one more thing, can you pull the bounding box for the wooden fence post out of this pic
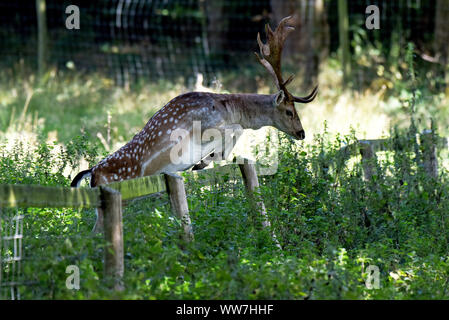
[239,162,282,249]
[359,141,376,181]
[100,186,124,291]
[421,130,438,179]
[164,173,194,243]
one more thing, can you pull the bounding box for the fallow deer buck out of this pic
[71,16,317,230]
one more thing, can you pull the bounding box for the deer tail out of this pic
[70,169,92,187]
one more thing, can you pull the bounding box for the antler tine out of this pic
[293,85,318,103]
[255,16,296,90]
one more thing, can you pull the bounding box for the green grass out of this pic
[0,70,184,147]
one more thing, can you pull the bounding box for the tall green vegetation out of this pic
[0,38,448,300]
[1,117,448,299]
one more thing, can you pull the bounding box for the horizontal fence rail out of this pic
[337,133,448,180]
[106,174,166,201]
[0,184,100,209]
[0,163,255,208]
[339,135,448,159]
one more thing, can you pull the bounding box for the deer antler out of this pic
[255,16,294,90]
[255,16,318,103]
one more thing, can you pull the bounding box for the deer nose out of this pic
[296,130,305,140]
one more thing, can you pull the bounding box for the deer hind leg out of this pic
[93,208,104,233]
[91,171,105,233]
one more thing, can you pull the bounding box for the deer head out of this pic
[255,16,318,140]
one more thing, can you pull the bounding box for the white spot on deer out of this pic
[128,167,131,173]
[158,131,162,136]
[167,129,172,134]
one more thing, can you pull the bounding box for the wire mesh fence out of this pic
[0,208,24,300]
[0,0,445,89]
[0,206,103,299]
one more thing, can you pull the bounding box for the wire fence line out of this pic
[0,209,24,300]
[0,0,444,89]
[0,182,105,299]
[0,206,101,300]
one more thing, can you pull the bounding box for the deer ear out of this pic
[273,90,285,107]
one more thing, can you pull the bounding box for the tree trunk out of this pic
[434,0,449,88]
[270,0,329,90]
[36,0,48,78]
[338,0,350,87]
[203,0,227,58]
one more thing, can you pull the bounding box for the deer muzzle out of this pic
[296,129,305,140]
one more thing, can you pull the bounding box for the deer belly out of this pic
[171,140,221,170]
[146,139,222,175]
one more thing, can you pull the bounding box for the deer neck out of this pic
[220,93,276,130]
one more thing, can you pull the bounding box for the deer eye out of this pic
[285,110,294,117]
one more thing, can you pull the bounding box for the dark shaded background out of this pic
[0,1,444,89]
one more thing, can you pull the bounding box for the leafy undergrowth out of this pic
[1,123,448,300]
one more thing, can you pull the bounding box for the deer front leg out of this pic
[192,154,214,171]
[222,124,244,162]
[192,124,243,170]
